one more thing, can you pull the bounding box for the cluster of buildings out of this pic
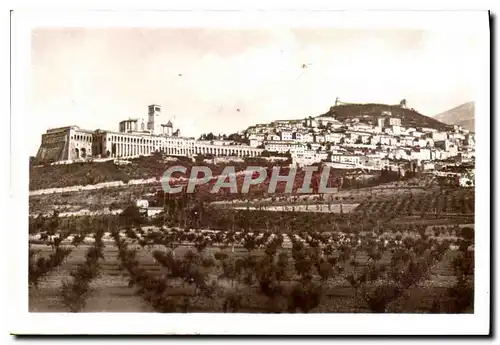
[245,111,475,170]
[36,103,475,175]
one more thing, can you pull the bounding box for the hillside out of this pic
[317,103,451,130]
[28,155,287,190]
[433,102,475,132]
[29,154,194,190]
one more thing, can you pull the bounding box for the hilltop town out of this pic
[247,103,473,167]
[202,100,475,182]
[32,100,475,191]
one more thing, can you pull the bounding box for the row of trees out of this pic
[29,205,474,313]
[29,245,72,288]
[113,229,217,312]
[198,132,250,145]
[354,190,475,220]
[59,230,105,312]
[109,223,473,313]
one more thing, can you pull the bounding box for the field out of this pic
[29,218,474,313]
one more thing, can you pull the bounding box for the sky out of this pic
[29,27,482,155]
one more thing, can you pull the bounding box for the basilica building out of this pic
[35,104,263,163]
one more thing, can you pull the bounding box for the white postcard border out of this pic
[8,9,490,335]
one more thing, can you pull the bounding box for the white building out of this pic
[330,154,364,167]
[136,199,149,209]
[380,135,396,146]
[249,139,262,148]
[435,139,459,156]
[410,148,432,161]
[292,150,328,166]
[265,140,296,154]
[325,133,344,144]
[315,135,326,143]
[391,126,402,135]
[389,148,411,160]
[301,133,314,143]
[352,123,374,132]
[389,117,401,126]
[280,130,294,141]
[318,116,343,129]
[293,132,303,141]
[432,131,447,141]
[248,134,265,147]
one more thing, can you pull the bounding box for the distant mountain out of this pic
[317,103,451,130]
[433,102,475,132]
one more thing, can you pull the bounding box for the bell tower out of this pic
[147,104,161,134]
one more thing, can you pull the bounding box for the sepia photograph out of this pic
[8,9,490,335]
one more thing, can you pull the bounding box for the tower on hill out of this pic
[147,104,162,134]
